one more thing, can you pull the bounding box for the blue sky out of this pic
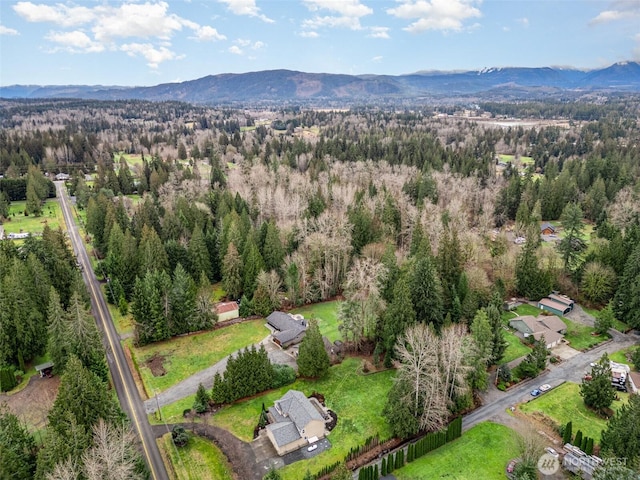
[0,0,639,86]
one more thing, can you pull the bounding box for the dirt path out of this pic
[0,375,60,435]
[152,421,262,480]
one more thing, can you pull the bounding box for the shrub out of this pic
[271,364,296,388]
[0,366,16,392]
[172,425,189,447]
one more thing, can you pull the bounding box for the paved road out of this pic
[56,182,169,480]
[463,334,638,431]
[144,335,297,413]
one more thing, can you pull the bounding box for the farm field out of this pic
[160,433,234,480]
[212,357,394,480]
[291,301,341,342]
[2,199,64,235]
[519,382,629,443]
[129,319,269,397]
[394,422,518,480]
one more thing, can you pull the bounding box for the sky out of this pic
[0,0,639,86]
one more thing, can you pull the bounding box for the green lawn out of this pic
[498,154,534,165]
[160,433,234,480]
[114,151,144,169]
[130,319,269,397]
[394,422,519,480]
[519,382,629,443]
[291,301,342,342]
[563,318,607,351]
[501,303,542,323]
[3,199,64,235]
[212,357,395,480]
[212,283,226,302]
[582,306,631,333]
[106,298,135,336]
[502,330,531,363]
[609,346,636,369]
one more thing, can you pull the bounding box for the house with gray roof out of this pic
[265,390,327,455]
[509,314,567,348]
[266,311,308,348]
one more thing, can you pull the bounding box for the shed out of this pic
[215,301,240,322]
[35,361,54,378]
[540,223,556,235]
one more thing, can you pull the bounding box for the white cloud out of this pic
[120,42,183,68]
[46,30,105,53]
[0,25,19,35]
[372,55,383,62]
[229,39,264,55]
[13,2,95,27]
[368,26,390,39]
[252,40,265,49]
[236,38,252,47]
[301,0,372,33]
[12,2,225,68]
[218,0,274,23]
[387,0,482,33]
[228,45,243,55]
[590,2,640,25]
[517,17,529,27]
[190,25,226,41]
[299,30,319,38]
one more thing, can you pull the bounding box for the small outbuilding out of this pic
[35,361,54,378]
[538,298,573,316]
[540,223,556,235]
[215,301,240,322]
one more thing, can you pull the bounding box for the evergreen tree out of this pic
[188,223,212,282]
[487,303,508,365]
[46,288,69,374]
[382,272,416,361]
[242,236,265,298]
[594,303,615,336]
[170,263,197,335]
[515,232,552,300]
[562,421,572,444]
[138,224,169,276]
[261,221,285,274]
[222,243,243,299]
[117,158,135,195]
[0,404,36,480]
[297,318,330,378]
[193,383,210,414]
[581,353,616,414]
[409,255,444,328]
[437,226,463,313]
[557,202,586,272]
[613,243,640,329]
[193,272,217,331]
[601,394,640,468]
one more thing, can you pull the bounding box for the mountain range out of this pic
[2,62,640,104]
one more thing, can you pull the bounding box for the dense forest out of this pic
[1,97,640,477]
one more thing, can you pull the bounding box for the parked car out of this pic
[539,384,551,392]
[531,389,541,397]
[308,444,317,452]
[545,447,559,458]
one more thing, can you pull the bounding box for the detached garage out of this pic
[215,301,240,322]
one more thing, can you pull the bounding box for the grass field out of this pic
[130,319,269,397]
[519,382,628,443]
[2,199,64,235]
[212,357,395,480]
[291,301,342,342]
[609,346,636,369]
[160,433,234,480]
[394,422,518,480]
[582,305,630,333]
[502,330,532,363]
[114,151,144,169]
[563,318,606,351]
[106,297,135,336]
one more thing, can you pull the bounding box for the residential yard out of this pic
[394,422,519,480]
[2,199,64,235]
[160,433,234,480]
[519,382,629,443]
[582,305,630,333]
[291,301,342,342]
[563,318,607,351]
[212,357,395,480]
[501,303,542,323]
[501,330,531,364]
[609,346,637,369]
[129,319,269,397]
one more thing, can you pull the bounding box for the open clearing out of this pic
[562,318,606,351]
[291,300,341,342]
[499,154,535,165]
[212,357,394,480]
[519,381,628,443]
[160,433,234,480]
[129,319,269,397]
[394,422,518,480]
[502,330,531,363]
[2,199,64,235]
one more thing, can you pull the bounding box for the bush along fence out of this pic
[561,421,594,455]
[356,417,463,480]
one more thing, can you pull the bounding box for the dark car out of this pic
[531,389,541,397]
